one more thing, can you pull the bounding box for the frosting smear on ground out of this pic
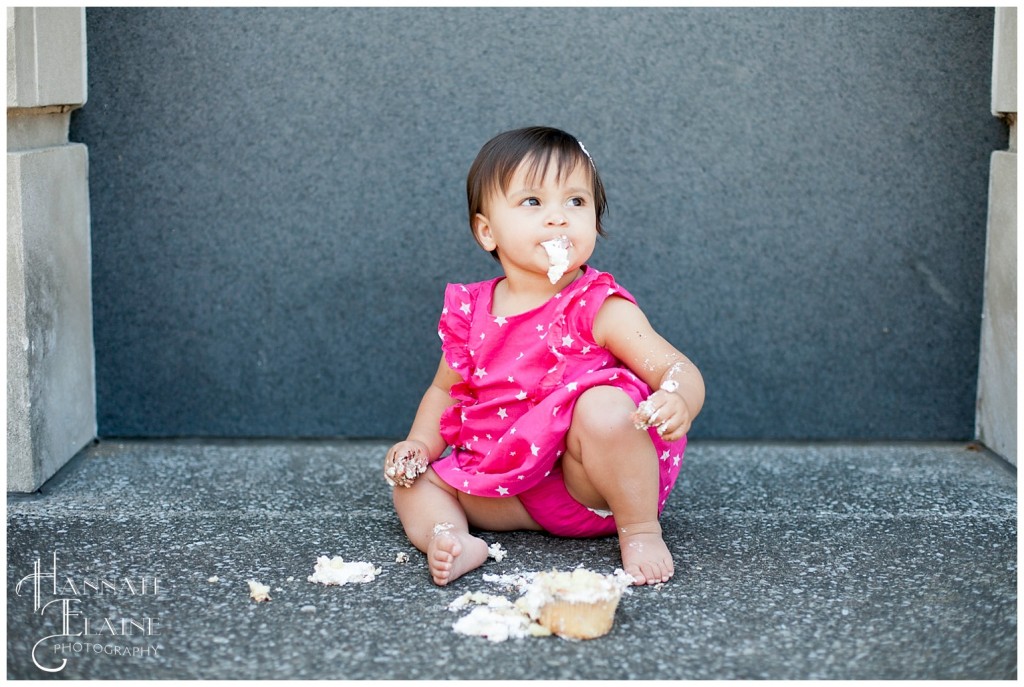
[307,556,382,586]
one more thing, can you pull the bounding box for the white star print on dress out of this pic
[428,267,687,503]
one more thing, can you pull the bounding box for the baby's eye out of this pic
[520,197,540,207]
[566,197,586,207]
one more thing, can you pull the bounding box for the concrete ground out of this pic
[6,439,1017,679]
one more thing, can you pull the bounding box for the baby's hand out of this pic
[384,441,429,488]
[631,389,693,442]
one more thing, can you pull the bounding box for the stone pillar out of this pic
[976,8,1017,464]
[7,7,95,492]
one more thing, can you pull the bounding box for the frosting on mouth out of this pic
[540,235,571,284]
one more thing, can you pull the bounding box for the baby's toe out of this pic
[651,558,673,584]
[641,561,663,585]
[625,564,646,586]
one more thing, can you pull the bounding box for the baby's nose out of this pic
[546,211,568,225]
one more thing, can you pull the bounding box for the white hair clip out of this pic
[578,140,596,168]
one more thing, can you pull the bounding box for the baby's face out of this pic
[475,159,598,284]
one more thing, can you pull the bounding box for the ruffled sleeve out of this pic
[569,269,639,343]
[437,283,475,381]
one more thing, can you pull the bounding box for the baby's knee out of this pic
[573,386,637,438]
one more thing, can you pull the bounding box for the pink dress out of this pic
[431,266,686,536]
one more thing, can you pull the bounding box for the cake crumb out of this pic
[632,399,658,430]
[448,591,515,612]
[247,580,271,602]
[487,542,507,562]
[482,571,536,593]
[207,575,220,583]
[307,556,381,586]
[452,605,551,642]
[395,552,410,564]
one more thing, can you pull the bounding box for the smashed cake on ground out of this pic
[519,568,633,639]
[449,568,633,641]
[307,556,381,586]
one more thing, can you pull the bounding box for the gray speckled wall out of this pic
[72,7,1004,440]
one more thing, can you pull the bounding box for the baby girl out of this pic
[384,126,704,586]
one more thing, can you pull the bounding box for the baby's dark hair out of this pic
[466,126,608,260]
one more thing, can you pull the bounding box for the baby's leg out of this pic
[562,386,674,585]
[392,468,489,586]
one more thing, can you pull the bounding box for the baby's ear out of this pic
[473,213,497,252]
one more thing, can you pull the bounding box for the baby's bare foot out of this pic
[618,521,674,586]
[427,525,489,586]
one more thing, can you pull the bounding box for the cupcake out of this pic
[517,569,632,640]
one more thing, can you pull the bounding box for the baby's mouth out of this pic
[540,235,572,284]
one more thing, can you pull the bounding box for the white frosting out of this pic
[306,556,381,586]
[385,449,427,488]
[487,542,507,562]
[540,235,571,283]
[451,605,550,642]
[632,398,658,430]
[448,568,630,642]
[518,569,631,619]
[449,588,550,641]
[247,579,271,602]
[631,399,671,435]
[448,591,514,612]
[482,571,536,594]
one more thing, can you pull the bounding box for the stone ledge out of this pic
[976,150,1017,465]
[7,143,96,493]
[6,108,73,152]
[7,7,87,109]
[992,7,1016,116]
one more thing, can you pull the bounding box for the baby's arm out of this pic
[593,296,705,442]
[384,357,460,487]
